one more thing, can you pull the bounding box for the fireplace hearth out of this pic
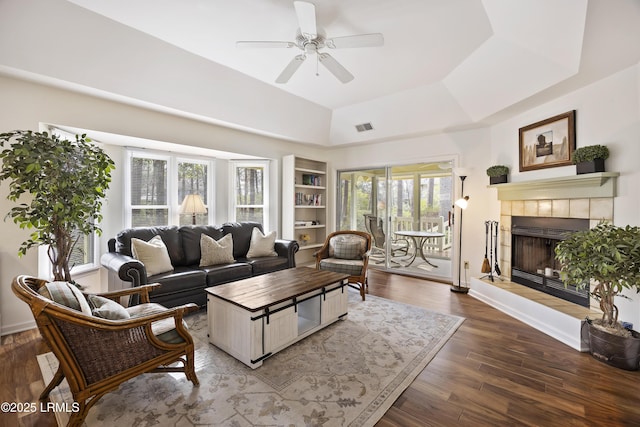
[511,216,590,306]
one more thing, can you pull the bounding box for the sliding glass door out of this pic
[337,161,453,280]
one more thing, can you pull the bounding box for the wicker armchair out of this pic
[314,230,372,300]
[12,275,200,427]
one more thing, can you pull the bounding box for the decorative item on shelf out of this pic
[180,194,207,225]
[451,168,471,294]
[555,222,640,370]
[302,173,321,186]
[486,165,510,184]
[0,130,115,282]
[572,144,609,175]
[299,233,311,245]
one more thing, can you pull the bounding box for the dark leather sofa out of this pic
[101,221,299,308]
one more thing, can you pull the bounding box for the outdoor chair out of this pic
[314,230,372,300]
[364,214,409,264]
[12,275,200,427]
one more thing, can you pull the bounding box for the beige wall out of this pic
[0,74,327,335]
[2,61,639,335]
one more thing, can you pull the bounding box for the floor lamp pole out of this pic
[451,175,469,294]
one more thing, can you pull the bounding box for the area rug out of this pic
[38,290,464,426]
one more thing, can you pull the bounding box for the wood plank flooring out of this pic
[1,269,639,426]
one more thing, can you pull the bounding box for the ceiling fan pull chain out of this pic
[316,53,319,77]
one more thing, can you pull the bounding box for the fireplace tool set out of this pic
[481,220,501,281]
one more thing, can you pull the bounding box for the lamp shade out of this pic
[454,196,469,210]
[180,194,207,215]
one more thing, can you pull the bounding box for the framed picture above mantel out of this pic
[519,110,576,172]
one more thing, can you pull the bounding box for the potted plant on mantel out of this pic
[486,165,510,185]
[0,130,115,282]
[555,222,640,370]
[572,144,609,174]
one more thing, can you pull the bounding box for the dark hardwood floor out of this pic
[1,269,639,426]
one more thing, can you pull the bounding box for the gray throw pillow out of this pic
[333,241,363,260]
[88,295,131,320]
[200,233,235,266]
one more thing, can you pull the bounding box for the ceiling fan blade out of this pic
[294,1,317,39]
[236,41,296,49]
[318,53,354,83]
[326,33,384,49]
[276,54,306,83]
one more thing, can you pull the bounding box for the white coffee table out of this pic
[206,267,349,369]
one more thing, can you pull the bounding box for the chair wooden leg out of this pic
[185,349,200,386]
[40,365,64,400]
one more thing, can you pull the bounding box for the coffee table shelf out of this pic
[206,268,349,369]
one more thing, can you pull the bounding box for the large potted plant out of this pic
[486,165,509,184]
[0,130,115,282]
[572,144,609,174]
[555,222,640,370]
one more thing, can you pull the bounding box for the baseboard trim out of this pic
[1,319,36,337]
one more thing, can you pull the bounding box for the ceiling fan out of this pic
[236,1,384,84]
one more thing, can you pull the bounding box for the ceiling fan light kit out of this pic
[236,1,383,84]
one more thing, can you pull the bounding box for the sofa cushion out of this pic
[320,258,364,277]
[88,295,130,320]
[246,227,277,258]
[200,233,235,267]
[147,268,207,296]
[202,262,253,286]
[180,225,225,265]
[126,303,186,343]
[247,256,290,276]
[116,226,185,266]
[131,235,174,276]
[39,281,92,315]
[222,221,262,259]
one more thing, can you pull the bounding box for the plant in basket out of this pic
[555,222,640,370]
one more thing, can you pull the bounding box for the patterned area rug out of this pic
[38,290,464,426]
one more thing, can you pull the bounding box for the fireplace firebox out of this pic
[511,216,590,307]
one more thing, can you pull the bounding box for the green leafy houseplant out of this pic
[486,165,510,177]
[572,144,610,164]
[555,222,640,330]
[0,130,115,282]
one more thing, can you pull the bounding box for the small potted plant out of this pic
[486,165,509,185]
[572,144,609,174]
[555,222,640,370]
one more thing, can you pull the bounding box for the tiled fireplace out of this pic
[470,172,619,351]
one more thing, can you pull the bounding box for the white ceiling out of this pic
[2,0,640,146]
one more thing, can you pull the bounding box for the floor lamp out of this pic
[451,175,470,294]
[180,194,207,225]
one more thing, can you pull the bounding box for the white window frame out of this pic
[125,149,215,228]
[229,160,270,229]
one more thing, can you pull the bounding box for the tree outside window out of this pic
[232,161,268,226]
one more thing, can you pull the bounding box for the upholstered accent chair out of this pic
[12,275,200,427]
[314,230,372,300]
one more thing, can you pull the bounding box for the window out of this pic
[129,154,169,227]
[230,161,269,227]
[178,160,209,226]
[126,150,214,227]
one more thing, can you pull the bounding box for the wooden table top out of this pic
[205,267,349,312]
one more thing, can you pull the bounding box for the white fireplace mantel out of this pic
[489,172,619,201]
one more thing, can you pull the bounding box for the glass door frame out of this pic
[336,160,454,280]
